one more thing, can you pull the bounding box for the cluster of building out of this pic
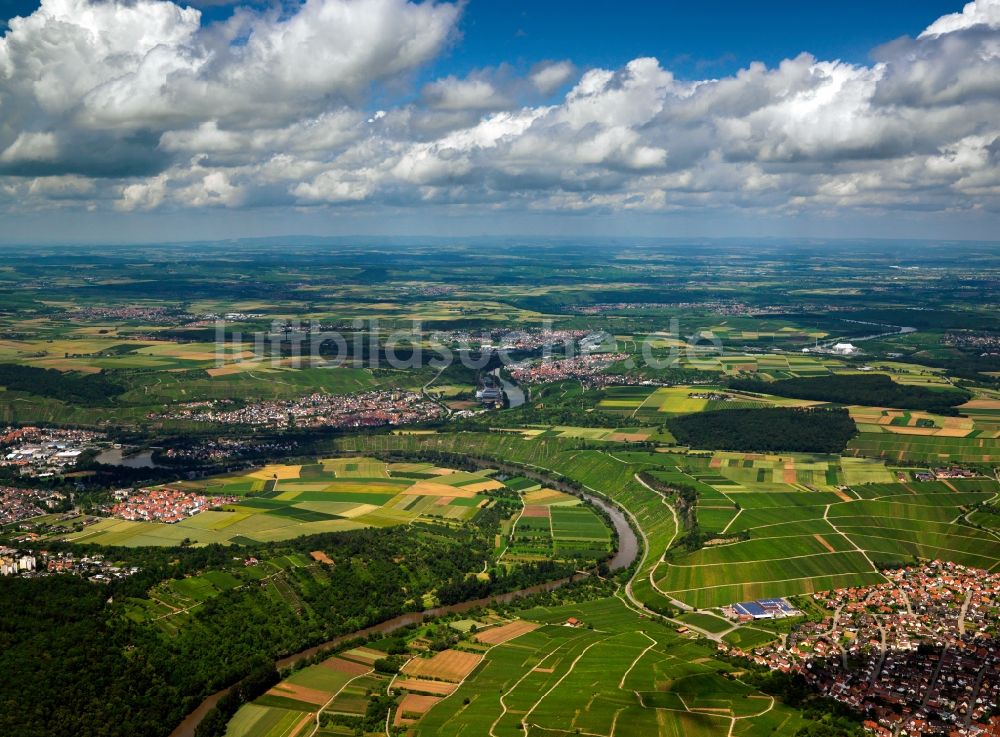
[67,305,184,323]
[475,374,505,407]
[182,311,265,327]
[689,391,739,401]
[1,546,137,581]
[162,390,445,429]
[432,328,599,352]
[509,353,628,385]
[0,426,105,476]
[0,486,68,525]
[0,546,37,575]
[159,437,295,463]
[723,598,800,621]
[737,562,1000,736]
[911,467,983,482]
[944,332,1000,356]
[570,301,756,316]
[111,487,238,523]
[803,341,860,356]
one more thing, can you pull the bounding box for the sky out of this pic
[1,0,999,243]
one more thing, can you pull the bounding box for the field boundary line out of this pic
[629,389,657,419]
[720,509,742,534]
[489,632,591,737]
[664,570,881,594]
[825,504,887,580]
[840,533,1000,562]
[618,632,657,689]
[660,550,855,569]
[497,492,526,564]
[520,634,615,731]
[700,529,850,548]
[306,663,374,737]
[835,523,1000,544]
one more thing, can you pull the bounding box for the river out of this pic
[95,447,163,468]
[492,369,526,408]
[168,465,636,737]
[826,319,917,345]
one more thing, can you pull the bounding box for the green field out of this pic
[60,458,502,547]
[846,431,1000,463]
[654,479,1000,607]
[414,597,807,737]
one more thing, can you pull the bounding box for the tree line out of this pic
[730,374,968,414]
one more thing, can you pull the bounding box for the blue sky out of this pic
[3,0,962,76]
[445,1,963,77]
[2,0,999,243]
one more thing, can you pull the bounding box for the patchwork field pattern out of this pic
[414,597,808,737]
[498,425,660,442]
[846,431,1000,463]
[226,648,384,737]
[506,490,613,561]
[60,458,499,547]
[654,478,1000,608]
[598,384,818,422]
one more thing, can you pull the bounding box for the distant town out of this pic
[1,426,106,477]
[158,389,445,428]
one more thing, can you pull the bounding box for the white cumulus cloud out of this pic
[0,0,999,225]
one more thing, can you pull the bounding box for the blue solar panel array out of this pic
[733,598,795,617]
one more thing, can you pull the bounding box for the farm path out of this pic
[628,389,657,419]
[520,634,615,732]
[727,695,776,737]
[629,471,695,615]
[659,550,856,569]
[307,663,374,737]
[496,491,526,564]
[823,504,888,583]
[618,632,657,689]
[489,631,597,737]
[720,508,743,534]
[420,363,451,415]
[384,654,417,737]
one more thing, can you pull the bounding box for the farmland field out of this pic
[654,479,1000,608]
[846,431,1000,463]
[413,597,807,737]
[3,243,1000,737]
[60,458,502,546]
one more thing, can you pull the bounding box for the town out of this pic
[0,486,69,525]
[509,353,631,386]
[110,487,240,523]
[739,562,1000,737]
[159,390,445,428]
[0,426,106,476]
[431,327,601,353]
[1,545,138,581]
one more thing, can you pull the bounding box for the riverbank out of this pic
[167,455,638,737]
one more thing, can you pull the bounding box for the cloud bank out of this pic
[1,0,999,222]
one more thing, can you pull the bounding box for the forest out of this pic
[1,513,568,737]
[667,407,857,453]
[0,363,125,405]
[729,374,969,413]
